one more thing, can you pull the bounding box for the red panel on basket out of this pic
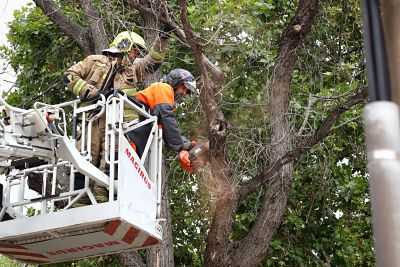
[103,220,122,235]
[142,236,159,247]
[122,227,140,244]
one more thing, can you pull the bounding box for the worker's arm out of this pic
[63,55,104,99]
[146,83,192,151]
[155,103,191,151]
[132,36,169,81]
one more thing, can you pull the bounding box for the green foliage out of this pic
[0,256,30,267]
[44,255,120,267]
[260,1,372,265]
[26,206,39,217]
[168,156,211,265]
[0,3,82,108]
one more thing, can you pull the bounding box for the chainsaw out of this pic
[179,139,209,172]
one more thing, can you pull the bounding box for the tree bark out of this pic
[33,0,95,54]
[178,1,238,266]
[113,251,146,267]
[79,0,108,53]
[139,0,163,86]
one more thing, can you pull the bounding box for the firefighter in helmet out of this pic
[63,29,171,197]
[127,68,199,172]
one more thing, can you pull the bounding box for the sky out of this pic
[0,0,32,94]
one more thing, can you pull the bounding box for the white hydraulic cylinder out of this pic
[365,101,400,267]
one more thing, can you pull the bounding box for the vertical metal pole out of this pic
[81,112,86,154]
[50,166,57,212]
[148,120,158,182]
[18,175,25,214]
[70,165,75,192]
[361,0,391,101]
[105,101,110,166]
[87,113,95,162]
[41,171,48,215]
[361,0,399,265]
[108,97,117,202]
[72,102,78,144]
[5,178,10,204]
[156,129,163,218]
[365,102,400,266]
[70,102,77,194]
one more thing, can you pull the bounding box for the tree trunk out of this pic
[146,160,174,267]
[113,251,146,267]
[79,0,108,53]
[231,1,320,266]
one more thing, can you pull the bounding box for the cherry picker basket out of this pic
[0,92,163,264]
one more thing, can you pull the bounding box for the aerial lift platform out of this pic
[0,91,163,264]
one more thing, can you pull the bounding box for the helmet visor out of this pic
[183,80,198,95]
[102,47,122,57]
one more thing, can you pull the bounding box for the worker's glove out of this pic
[179,150,193,172]
[159,22,175,39]
[81,85,100,100]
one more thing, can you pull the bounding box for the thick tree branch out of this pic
[79,0,108,53]
[232,1,320,265]
[123,0,225,84]
[239,87,368,198]
[179,2,238,266]
[33,0,94,54]
[178,0,227,145]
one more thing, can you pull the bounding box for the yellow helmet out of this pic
[105,31,147,55]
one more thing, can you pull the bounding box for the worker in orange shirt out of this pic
[91,69,197,201]
[127,68,198,171]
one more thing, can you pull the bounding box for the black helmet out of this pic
[164,69,198,95]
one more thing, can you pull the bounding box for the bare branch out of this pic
[239,87,368,198]
[33,0,94,54]
[179,0,204,69]
[297,93,315,136]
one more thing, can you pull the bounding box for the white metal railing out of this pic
[0,92,163,221]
